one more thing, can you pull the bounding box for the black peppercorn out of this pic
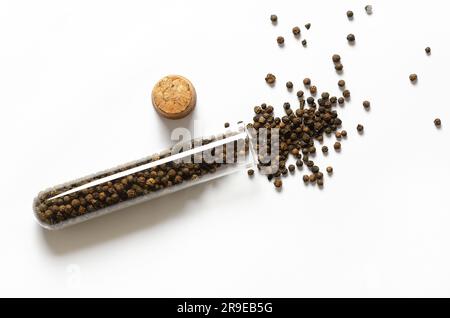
[288,164,295,172]
[296,159,304,168]
[425,47,431,55]
[277,36,285,45]
[292,26,301,36]
[357,124,364,133]
[286,81,293,89]
[343,90,351,99]
[247,169,254,176]
[334,142,341,150]
[305,23,311,30]
[363,100,370,109]
[326,166,333,174]
[310,85,317,95]
[335,63,343,71]
[303,175,310,183]
[409,74,418,83]
[302,39,307,46]
[338,97,345,104]
[332,54,341,63]
[274,179,282,188]
[347,34,355,43]
[265,73,276,85]
[297,90,304,98]
[303,78,311,86]
[322,146,328,153]
[127,189,136,199]
[270,14,278,23]
[347,11,354,18]
[338,80,345,88]
[434,118,441,127]
[71,199,81,208]
[224,122,230,128]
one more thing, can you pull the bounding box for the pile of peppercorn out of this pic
[247,78,347,189]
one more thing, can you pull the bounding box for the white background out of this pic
[1,0,449,297]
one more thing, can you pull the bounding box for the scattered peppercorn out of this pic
[310,86,317,95]
[357,124,364,133]
[409,74,418,83]
[347,11,354,18]
[224,122,230,128]
[303,78,311,86]
[332,54,341,63]
[292,26,301,36]
[434,118,441,127]
[326,166,333,174]
[274,179,283,188]
[247,169,254,176]
[302,39,307,46]
[338,97,345,104]
[286,81,293,90]
[334,142,341,151]
[343,90,351,99]
[322,146,328,154]
[363,100,370,109]
[297,90,304,98]
[277,36,285,45]
[347,34,355,43]
[338,80,345,88]
[341,130,347,137]
[288,164,295,172]
[425,47,431,55]
[265,73,276,85]
[296,159,304,168]
[270,14,278,23]
[335,63,343,71]
[365,5,373,15]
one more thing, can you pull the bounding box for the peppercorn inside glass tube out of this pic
[33,125,256,230]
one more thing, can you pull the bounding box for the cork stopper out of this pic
[151,75,196,119]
